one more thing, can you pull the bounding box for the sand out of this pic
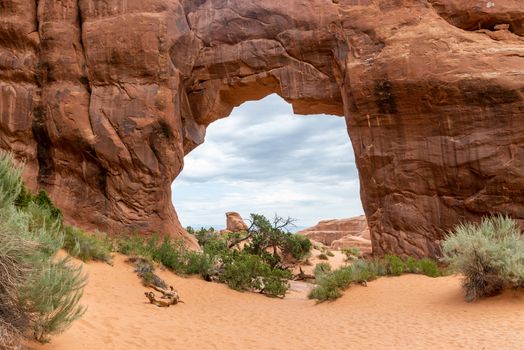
[28,254,524,350]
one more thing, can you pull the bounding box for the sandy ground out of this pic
[29,254,524,350]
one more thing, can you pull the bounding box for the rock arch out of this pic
[0,0,523,256]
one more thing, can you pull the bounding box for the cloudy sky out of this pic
[171,94,363,229]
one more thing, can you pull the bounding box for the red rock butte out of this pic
[1,0,523,257]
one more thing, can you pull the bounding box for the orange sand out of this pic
[29,254,524,350]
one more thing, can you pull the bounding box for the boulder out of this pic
[225,212,248,232]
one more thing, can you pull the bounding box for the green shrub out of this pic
[220,252,290,297]
[351,259,379,283]
[384,255,406,276]
[116,234,159,257]
[309,266,353,301]
[0,153,86,346]
[442,215,524,301]
[63,226,112,263]
[326,250,334,257]
[318,253,329,260]
[417,258,441,278]
[314,262,332,279]
[342,247,361,261]
[32,189,62,221]
[282,234,312,261]
[261,269,292,298]
[309,255,442,302]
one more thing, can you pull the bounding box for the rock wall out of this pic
[298,216,372,254]
[1,0,523,256]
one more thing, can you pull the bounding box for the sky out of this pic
[171,94,363,229]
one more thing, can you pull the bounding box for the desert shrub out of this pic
[0,153,86,346]
[126,256,168,289]
[220,252,290,297]
[116,234,159,258]
[309,255,442,302]
[342,247,361,261]
[442,215,524,301]
[282,233,312,261]
[309,266,354,301]
[326,250,334,257]
[189,226,218,246]
[416,258,441,278]
[21,257,86,342]
[182,250,214,277]
[151,236,186,273]
[32,189,62,221]
[383,255,406,276]
[314,262,332,279]
[318,253,329,260]
[351,259,379,283]
[220,252,270,291]
[63,226,112,263]
[261,268,292,298]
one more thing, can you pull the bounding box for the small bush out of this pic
[219,252,290,297]
[63,226,112,263]
[384,255,406,276]
[314,262,332,279]
[309,255,442,302]
[116,233,159,257]
[127,256,168,289]
[0,153,86,346]
[342,247,361,261]
[318,253,329,260]
[443,215,524,301]
[282,234,312,261]
[309,266,354,301]
[326,250,334,257]
[262,269,292,298]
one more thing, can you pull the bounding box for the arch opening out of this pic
[172,94,363,231]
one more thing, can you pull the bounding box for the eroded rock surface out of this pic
[225,212,248,233]
[1,0,523,256]
[299,216,372,254]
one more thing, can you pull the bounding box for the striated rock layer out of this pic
[299,216,372,254]
[1,0,523,256]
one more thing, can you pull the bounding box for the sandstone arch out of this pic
[1,0,523,256]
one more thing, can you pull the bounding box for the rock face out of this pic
[1,0,523,256]
[299,216,372,254]
[225,212,248,233]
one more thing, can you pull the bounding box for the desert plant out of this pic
[0,153,86,346]
[383,254,406,276]
[309,255,442,302]
[219,252,290,297]
[314,262,332,279]
[309,265,354,301]
[442,215,524,301]
[317,253,329,260]
[63,226,112,263]
[342,247,361,261]
[282,233,312,261]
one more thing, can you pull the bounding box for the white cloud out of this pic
[172,94,363,229]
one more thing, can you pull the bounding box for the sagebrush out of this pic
[0,153,86,348]
[442,215,524,301]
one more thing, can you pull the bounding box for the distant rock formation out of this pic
[225,212,248,233]
[1,0,523,256]
[299,216,372,255]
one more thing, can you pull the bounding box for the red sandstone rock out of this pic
[299,216,372,254]
[1,0,523,256]
[225,212,248,233]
